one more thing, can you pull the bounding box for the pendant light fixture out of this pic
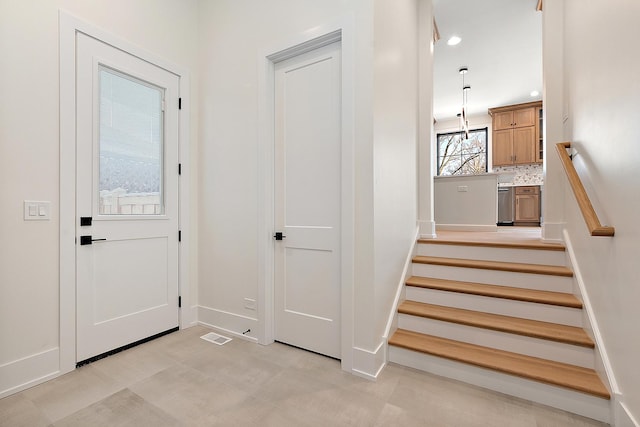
[459,66,470,140]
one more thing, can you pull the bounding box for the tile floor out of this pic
[0,326,608,426]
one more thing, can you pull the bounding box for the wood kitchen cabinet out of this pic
[489,101,542,166]
[535,105,544,163]
[493,107,536,131]
[515,186,540,225]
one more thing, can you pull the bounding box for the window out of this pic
[437,128,488,176]
[99,66,164,215]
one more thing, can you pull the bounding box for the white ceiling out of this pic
[433,0,543,121]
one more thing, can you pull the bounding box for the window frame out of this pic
[436,127,489,176]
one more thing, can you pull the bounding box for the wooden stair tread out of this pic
[406,276,582,308]
[398,300,593,347]
[417,237,566,251]
[413,256,574,277]
[389,329,610,399]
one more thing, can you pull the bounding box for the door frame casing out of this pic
[257,18,356,372]
[59,11,193,374]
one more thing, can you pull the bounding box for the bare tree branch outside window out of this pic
[437,128,488,176]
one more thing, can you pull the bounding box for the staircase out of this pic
[388,234,611,423]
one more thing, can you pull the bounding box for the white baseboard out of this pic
[419,220,436,239]
[436,224,498,232]
[0,348,60,399]
[615,397,639,427]
[563,230,619,424]
[197,306,258,343]
[383,227,418,341]
[180,305,198,330]
[352,341,385,380]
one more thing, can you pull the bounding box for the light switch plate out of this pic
[24,200,51,220]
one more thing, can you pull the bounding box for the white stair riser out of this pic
[405,286,583,327]
[417,244,566,266]
[412,263,574,293]
[388,346,610,423]
[397,314,594,369]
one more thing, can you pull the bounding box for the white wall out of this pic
[561,0,640,423]
[416,0,436,240]
[434,174,498,229]
[0,0,199,396]
[434,114,492,134]
[372,0,419,349]
[197,0,422,376]
[196,0,378,370]
[1,0,424,393]
[541,0,565,242]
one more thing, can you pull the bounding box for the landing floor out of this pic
[429,227,566,250]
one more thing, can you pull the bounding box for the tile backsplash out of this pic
[493,164,543,185]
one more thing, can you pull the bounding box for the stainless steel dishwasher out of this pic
[497,186,514,225]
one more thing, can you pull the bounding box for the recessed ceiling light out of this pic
[447,36,462,46]
[530,90,540,97]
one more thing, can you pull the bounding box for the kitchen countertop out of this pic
[434,173,500,180]
[433,174,543,187]
[498,183,544,187]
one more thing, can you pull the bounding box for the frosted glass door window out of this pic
[99,66,164,215]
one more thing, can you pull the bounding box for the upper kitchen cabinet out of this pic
[493,107,536,131]
[489,101,542,166]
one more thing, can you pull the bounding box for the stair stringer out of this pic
[563,229,620,425]
[381,226,419,367]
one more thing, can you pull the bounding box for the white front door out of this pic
[273,41,342,359]
[75,33,180,362]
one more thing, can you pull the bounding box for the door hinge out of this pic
[178,296,182,308]
[178,230,182,242]
[178,97,182,110]
[178,163,182,175]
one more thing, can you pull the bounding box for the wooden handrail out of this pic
[555,142,614,236]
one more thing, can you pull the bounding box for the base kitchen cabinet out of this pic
[514,186,540,225]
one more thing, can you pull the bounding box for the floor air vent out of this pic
[200,332,232,345]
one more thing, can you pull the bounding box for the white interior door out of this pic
[274,41,342,359]
[76,33,180,362]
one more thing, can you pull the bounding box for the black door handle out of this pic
[80,235,107,245]
[273,232,286,241]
